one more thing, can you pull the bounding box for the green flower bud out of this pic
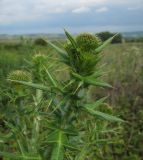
[8,70,32,91]
[76,33,101,52]
[8,70,32,82]
[32,54,47,65]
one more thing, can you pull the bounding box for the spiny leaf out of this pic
[84,106,124,122]
[84,78,113,88]
[45,39,70,65]
[44,67,58,87]
[49,130,68,160]
[64,29,77,48]
[71,72,83,81]
[84,97,108,110]
[47,130,68,144]
[95,34,118,53]
[51,144,64,160]
[71,72,112,88]
[44,40,67,58]
[8,79,50,91]
[87,70,105,79]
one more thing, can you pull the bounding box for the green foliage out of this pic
[2,30,122,160]
[103,44,143,159]
[0,32,143,160]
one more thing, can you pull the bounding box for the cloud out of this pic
[0,0,143,33]
[0,0,107,24]
[72,7,90,13]
[96,7,108,13]
[0,0,142,24]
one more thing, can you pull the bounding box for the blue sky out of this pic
[0,0,143,34]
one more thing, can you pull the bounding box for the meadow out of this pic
[0,34,143,160]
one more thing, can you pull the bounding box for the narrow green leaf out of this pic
[64,29,77,48]
[17,139,25,158]
[73,81,83,94]
[71,72,83,81]
[95,34,118,53]
[44,40,67,58]
[50,96,69,114]
[62,79,75,89]
[8,79,50,91]
[55,40,65,48]
[51,144,64,160]
[71,72,112,88]
[45,39,70,66]
[87,70,105,79]
[84,107,124,122]
[84,78,113,88]
[47,130,67,144]
[84,97,108,110]
[44,67,58,87]
[49,130,68,160]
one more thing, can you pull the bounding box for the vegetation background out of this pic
[0,32,143,159]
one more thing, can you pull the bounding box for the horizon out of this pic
[1,30,143,36]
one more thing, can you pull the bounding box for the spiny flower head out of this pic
[8,70,32,82]
[76,33,101,52]
[8,70,32,90]
[32,53,47,65]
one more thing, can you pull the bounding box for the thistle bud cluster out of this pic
[8,70,32,82]
[76,33,101,52]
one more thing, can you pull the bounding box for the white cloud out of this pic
[72,7,90,13]
[96,7,108,13]
[0,0,142,25]
[0,0,107,24]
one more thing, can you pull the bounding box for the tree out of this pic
[97,31,122,43]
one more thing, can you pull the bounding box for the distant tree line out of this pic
[124,37,143,43]
[96,31,143,43]
[20,32,143,46]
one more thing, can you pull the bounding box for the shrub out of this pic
[34,38,48,46]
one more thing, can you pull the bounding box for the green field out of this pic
[0,37,143,160]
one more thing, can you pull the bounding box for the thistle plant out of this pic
[1,30,123,160]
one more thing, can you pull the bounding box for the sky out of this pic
[0,0,143,34]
